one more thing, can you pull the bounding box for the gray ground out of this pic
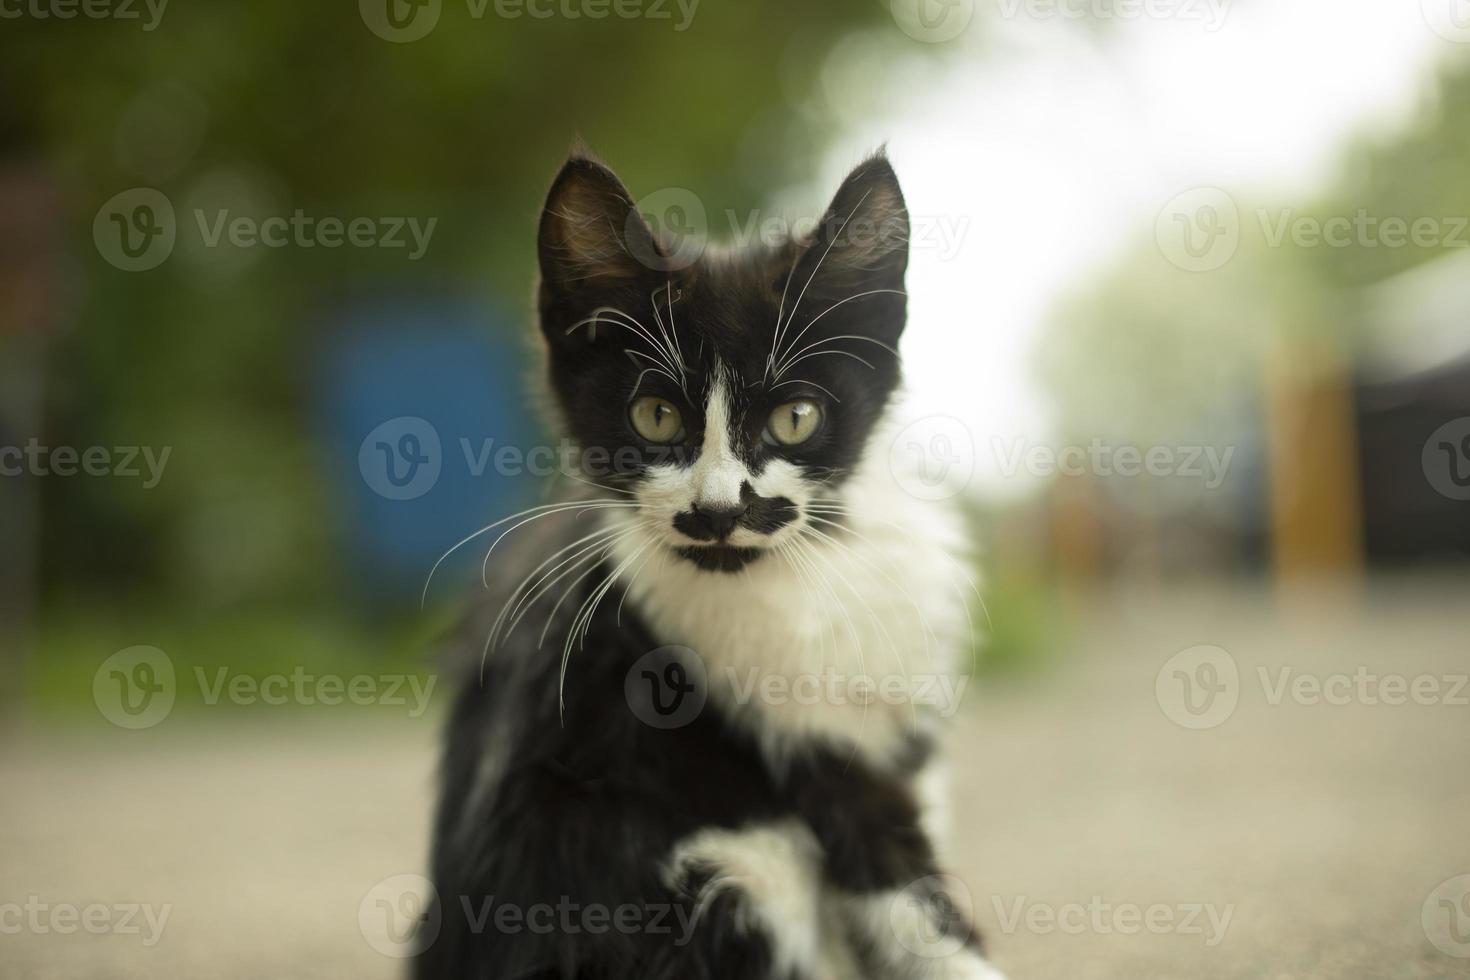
[3,579,1468,978]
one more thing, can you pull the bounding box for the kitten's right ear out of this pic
[538,156,662,293]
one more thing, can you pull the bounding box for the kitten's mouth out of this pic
[675,544,765,573]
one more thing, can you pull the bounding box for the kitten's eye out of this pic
[629,396,685,444]
[765,400,822,446]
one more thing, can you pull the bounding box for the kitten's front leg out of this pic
[847,875,1008,980]
[789,751,1007,980]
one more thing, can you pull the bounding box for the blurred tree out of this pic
[0,0,896,616]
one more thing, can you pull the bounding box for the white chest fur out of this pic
[608,452,975,770]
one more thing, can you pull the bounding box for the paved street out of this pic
[3,579,1468,978]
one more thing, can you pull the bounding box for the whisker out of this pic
[775,348,876,377]
[490,522,633,650]
[774,332,901,383]
[768,188,873,382]
[421,499,627,608]
[480,501,641,588]
[559,538,656,717]
[771,289,906,378]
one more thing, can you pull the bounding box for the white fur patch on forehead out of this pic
[693,364,749,508]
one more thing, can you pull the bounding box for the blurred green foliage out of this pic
[1,1,929,703]
[2,0,895,618]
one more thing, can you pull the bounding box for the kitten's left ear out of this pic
[799,154,911,293]
[537,155,664,295]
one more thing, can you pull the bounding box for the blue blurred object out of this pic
[314,299,540,607]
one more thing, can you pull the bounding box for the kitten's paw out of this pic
[922,951,1009,980]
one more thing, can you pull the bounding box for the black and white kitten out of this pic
[415,152,1004,980]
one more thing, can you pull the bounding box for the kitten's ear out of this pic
[798,155,910,291]
[538,155,662,293]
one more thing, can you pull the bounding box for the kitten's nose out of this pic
[691,502,747,541]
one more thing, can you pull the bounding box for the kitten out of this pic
[414,152,1005,979]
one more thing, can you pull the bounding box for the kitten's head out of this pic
[536,152,909,573]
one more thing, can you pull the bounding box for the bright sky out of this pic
[815,0,1464,496]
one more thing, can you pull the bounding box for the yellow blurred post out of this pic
[1051,474,1104,583]
[1264,340,1364,582]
